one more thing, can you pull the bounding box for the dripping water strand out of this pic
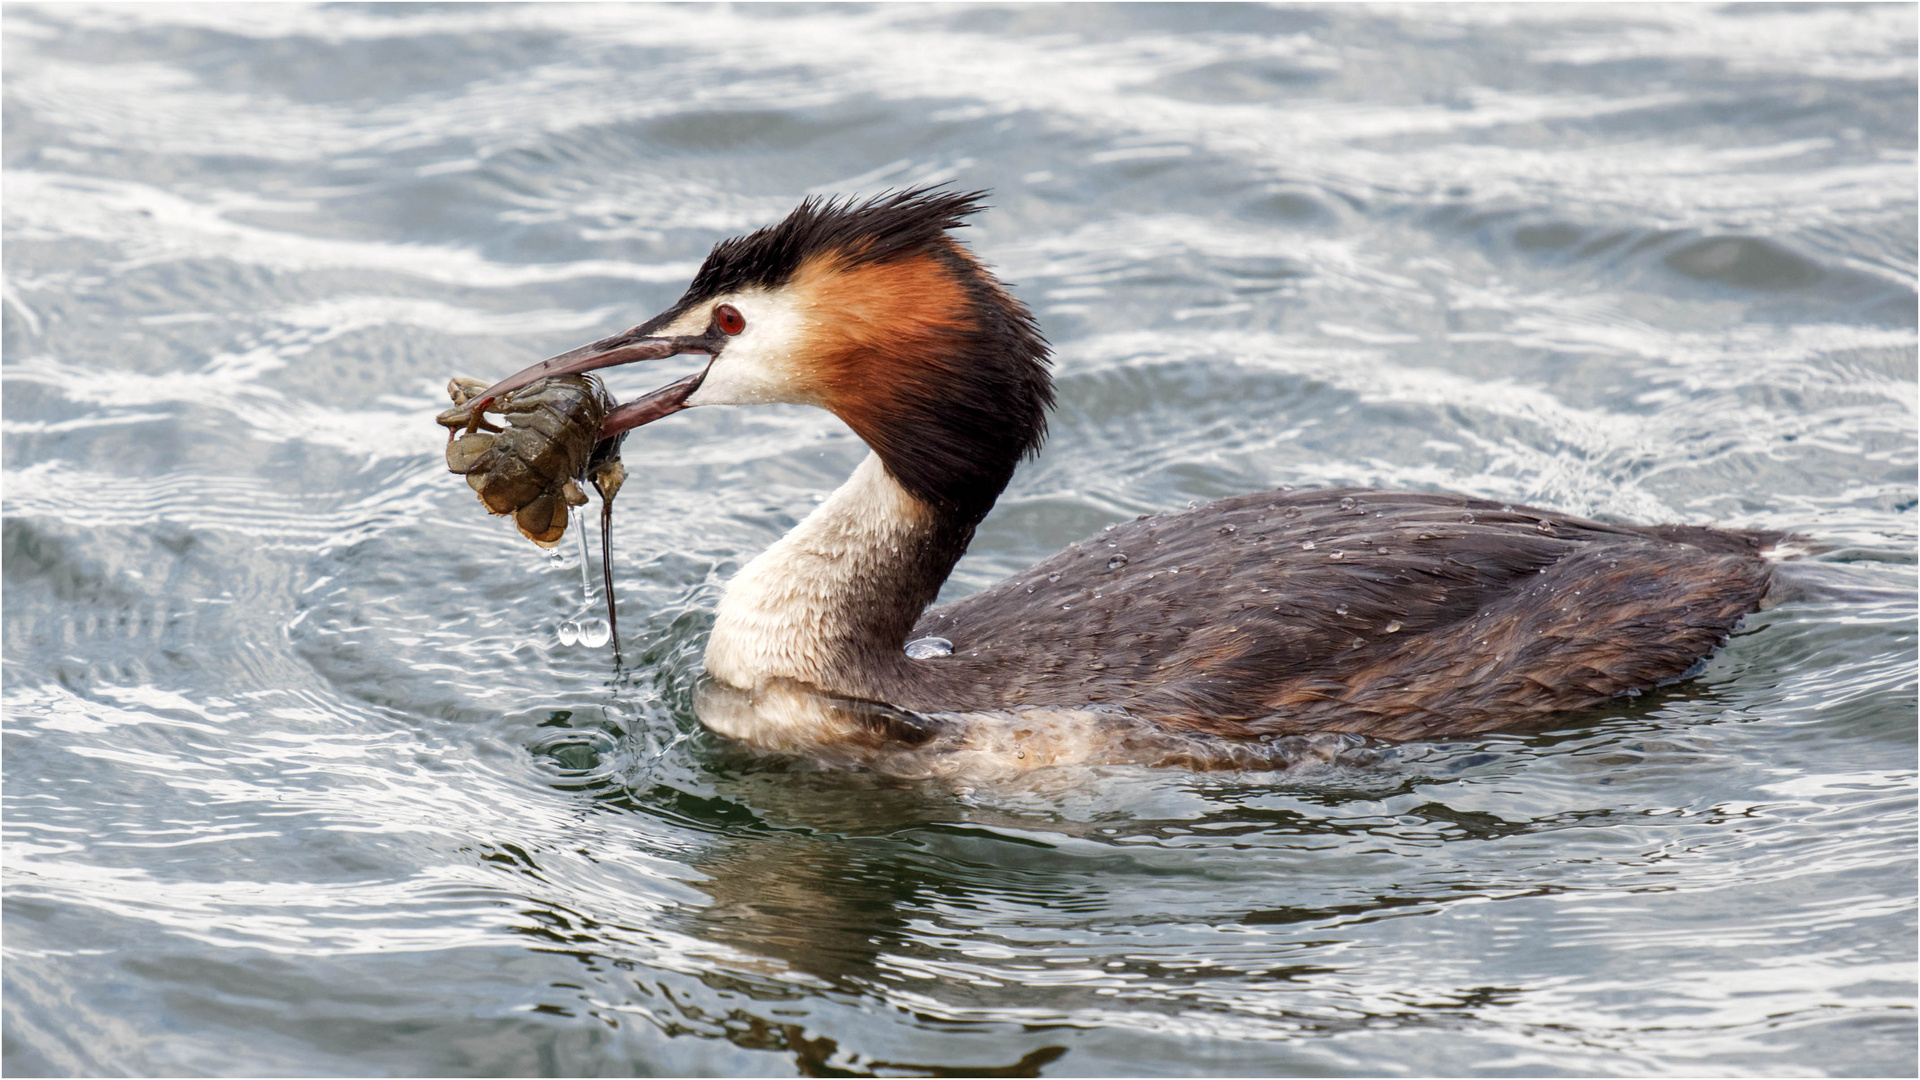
[556,506,612,649]
[577,508,594,604]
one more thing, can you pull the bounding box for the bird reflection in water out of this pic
[496,731,1651,1069]
[469,820,1073,1076]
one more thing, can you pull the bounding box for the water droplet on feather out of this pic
[905,637,953,659]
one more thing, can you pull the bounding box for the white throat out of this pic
[704,452,932,692]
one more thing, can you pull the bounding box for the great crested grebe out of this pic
[466,188,1784,774]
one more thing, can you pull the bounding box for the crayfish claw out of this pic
[447,377,489,405]
[438,379,507,434]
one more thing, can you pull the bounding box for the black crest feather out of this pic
[682,187,993,303]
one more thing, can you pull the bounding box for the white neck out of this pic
[704,453,937,694]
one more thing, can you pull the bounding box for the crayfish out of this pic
[437,374,629,658]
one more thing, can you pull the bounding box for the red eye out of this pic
[715,304,746,335]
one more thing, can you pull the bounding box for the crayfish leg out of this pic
[591,458,628,663]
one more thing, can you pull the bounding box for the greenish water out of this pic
[4,4,1915,1076]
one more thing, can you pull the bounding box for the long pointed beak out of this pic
[457,326,720,436]
[601,371,705,437]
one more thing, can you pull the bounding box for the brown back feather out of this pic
[867,488,1776,739]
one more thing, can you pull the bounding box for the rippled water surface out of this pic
[5,4,1916,1076]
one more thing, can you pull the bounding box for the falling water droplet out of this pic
[905,636,953,659]
[577,618,612,649]
[1107,553,1129,569]
[556,620,581,647]
[546,548,565,568]
[1384,620,1404,633]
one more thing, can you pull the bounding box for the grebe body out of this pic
[470,189,1782,772]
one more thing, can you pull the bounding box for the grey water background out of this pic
[4,3,1916,1076]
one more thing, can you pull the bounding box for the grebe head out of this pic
[478,188,1052,523]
